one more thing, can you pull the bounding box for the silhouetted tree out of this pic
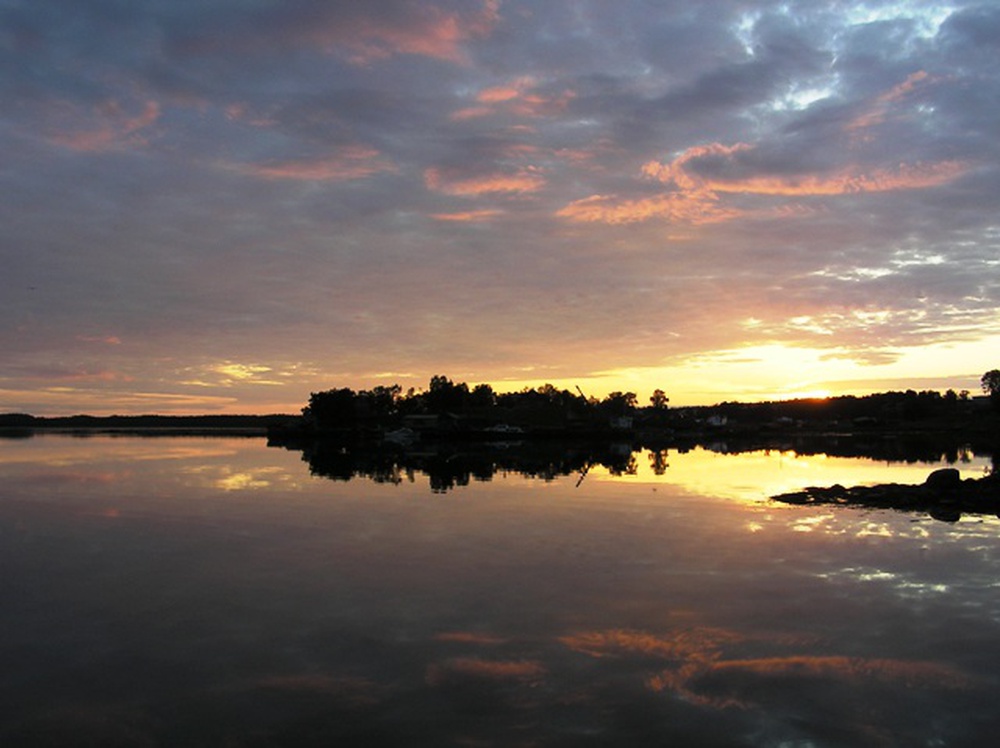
[650,389,669,409]
[359,384,402,420]
[306,388,357,429]
[982,370,1000,410]
[469,383,496,409]
[426,375,468,413]
[602,391,637,416]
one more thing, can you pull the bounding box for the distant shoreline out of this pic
[0,413,296,437]
[3,389,996,455]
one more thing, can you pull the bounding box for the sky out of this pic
[3,0,1000,415]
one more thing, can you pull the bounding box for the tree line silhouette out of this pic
[301,376,652,434]
[2,371,995,440]
[297,374,998,435]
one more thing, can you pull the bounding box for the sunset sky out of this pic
[3,0,999,415]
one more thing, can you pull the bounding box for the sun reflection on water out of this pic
[589,447,992,501]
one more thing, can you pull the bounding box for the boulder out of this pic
[925,468,961,491]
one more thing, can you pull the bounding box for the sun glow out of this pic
[774,389,831,401]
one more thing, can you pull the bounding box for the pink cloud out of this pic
[242,146,394,181]
[449,105,494,121]
[303,0,500,65]
[556,191,743,226]
[426,657,546,685]
[38,368,134,384]
[560,140,970,225]
[643,141,970,197]
[450,76,575,120]
[846,71,940,135]
[429,209,504,222]
[648,654,971,710]
[76,335,123,345]
[477,78,534,104]
[552,146,605,164]
[424,166,545,196]
[560,628,741,660]
[433,631,508,645]
[50,99,160,152]
[640,142,754,189]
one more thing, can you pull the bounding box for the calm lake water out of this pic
[2,435,998,746]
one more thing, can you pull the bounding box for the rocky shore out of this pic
[772,468,1000,521]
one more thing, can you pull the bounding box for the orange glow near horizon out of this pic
[6,333,993,416]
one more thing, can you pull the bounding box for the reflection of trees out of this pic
[296,441,640,493]
[302,441,407,484]
[604,450,638,476]
[649,449,670,475]
[699,433,989,466]
[284,432,996,493]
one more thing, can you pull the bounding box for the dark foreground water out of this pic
[1,435,998,747]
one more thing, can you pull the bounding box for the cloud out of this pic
[560,138,969,226]
[642,142,969,196]
[0,386,242,416]
[426,657,546,685]
[648,654,972,710]
[451,76,576,120]
[424,166,546,196]
[434,631,508,645]
[76,335,123,346]
[236,146,395,182]
[166,0,501,66]
[708,160,968,196]
[429,209,504,222]
[845,70,940,135]
[556,191,743,225]
[48,99,160,152]
[300,0,501,65]
[560,628,741,661]
[3,360,134,384]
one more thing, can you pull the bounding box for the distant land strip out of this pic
[0,413,294,435]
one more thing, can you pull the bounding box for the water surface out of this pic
[1,435,998,746]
